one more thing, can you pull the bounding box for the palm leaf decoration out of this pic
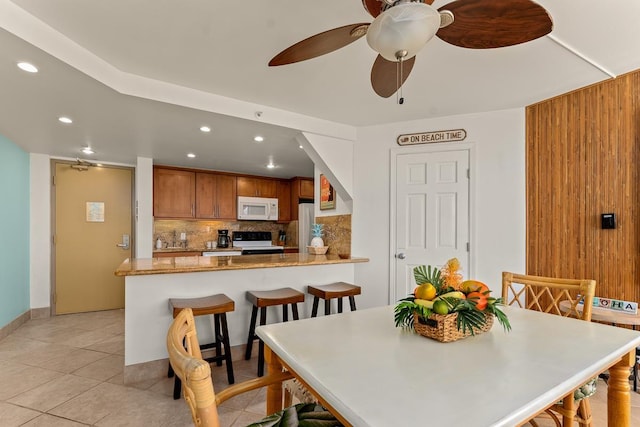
[413,265,443,293]
[394,298,431,329]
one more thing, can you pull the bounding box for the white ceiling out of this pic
[1,0,639,177]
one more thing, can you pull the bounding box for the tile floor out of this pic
[0,310,269,426]
[0,309,639,426]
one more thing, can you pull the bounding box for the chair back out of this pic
[168,308,296,427]
[502,272,596,321]
[167,308,220,427]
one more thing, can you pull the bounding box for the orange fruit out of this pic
[414,283,437,300]
[467,291,488,310]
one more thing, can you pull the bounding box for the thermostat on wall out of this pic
[601,213,616,229]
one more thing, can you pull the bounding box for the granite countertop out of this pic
[153,246,299,253]
[115,253,369,276]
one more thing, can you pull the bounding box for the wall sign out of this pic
[86,202,105,222]
[579,296,638,314]
[397,129,467,146]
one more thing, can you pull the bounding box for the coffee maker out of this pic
[217,229,230,248]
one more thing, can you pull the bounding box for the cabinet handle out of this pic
[191,204,194,217]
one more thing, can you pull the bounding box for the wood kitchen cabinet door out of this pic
[196,172,237,219]
[299,178,314,199]
[237,176,277,198]
[153,168,195,218]
[276,180,291,222]
[289,177,314,220]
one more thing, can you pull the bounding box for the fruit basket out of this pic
[394,258,510,343]
[413,312,494,343]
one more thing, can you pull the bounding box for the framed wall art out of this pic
[319,174,335,210]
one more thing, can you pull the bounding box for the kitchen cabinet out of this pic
[290,177,314,220]
[276,180,292,222]
[299,178,314,199]
[237,176,277,198]
[195,173,237,220]
[153,168,195,218]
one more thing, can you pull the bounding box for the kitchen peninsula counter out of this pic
[116,253,368,276]
[119,252,369,383]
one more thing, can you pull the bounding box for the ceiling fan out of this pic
[269,0,553,99]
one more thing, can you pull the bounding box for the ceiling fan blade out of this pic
[437,0,552,49]
[362,0,436,18]
[269,23,370,66]
[371,54,416,98]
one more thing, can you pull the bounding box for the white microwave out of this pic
[237,196,278,221]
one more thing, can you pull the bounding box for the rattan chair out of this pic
[502,272,597,427]
[167,307,342,427]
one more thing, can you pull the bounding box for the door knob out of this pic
[396,253,406,259]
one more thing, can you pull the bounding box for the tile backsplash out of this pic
[154,220,290,250]
[316,214,351,257]
[153,214,352,256]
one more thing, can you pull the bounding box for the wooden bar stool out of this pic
[308,282,361,317]
[245,287,305,377]
[168,294,235,400]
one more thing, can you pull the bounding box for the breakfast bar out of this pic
[115,253,368,382]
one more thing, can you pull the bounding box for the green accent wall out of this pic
[0,135,30,328]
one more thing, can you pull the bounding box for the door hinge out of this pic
[52,175,55,186]
[52,234,56,245]
[466,242,470,252]
[466,169,470,179]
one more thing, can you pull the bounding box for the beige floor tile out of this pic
[48,382,143,425]
[60,329,120,349]
[72,354,124,381]
[28,347,109,374]
[0,336,53,361]
[230,410,268,426]
[21,413,90,426]
[85,335,124,355]
[0,361,64,400]
[0,401,41,426]
[146,376,176,397]
[8,374,100,412]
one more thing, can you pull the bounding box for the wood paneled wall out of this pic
[526,70,640,302]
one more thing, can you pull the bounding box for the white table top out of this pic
[257,305,640,427]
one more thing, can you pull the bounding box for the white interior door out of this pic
[393,149,470,301]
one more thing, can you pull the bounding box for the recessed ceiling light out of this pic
[267,163,275,169]
[187,153,196,158]
[17,62,38,73]
[200,126,211,133]
[58,116,73,124]
[254,136,264,142]
[299,145,303,149]
[82,147,94,154]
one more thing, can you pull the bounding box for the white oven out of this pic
[237,196,278,221]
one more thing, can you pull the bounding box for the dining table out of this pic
[256,305,640,427]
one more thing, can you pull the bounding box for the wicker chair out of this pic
[502,272,597,427]
[167,307,342,427]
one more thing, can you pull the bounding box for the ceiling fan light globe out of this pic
[366,2,440,62]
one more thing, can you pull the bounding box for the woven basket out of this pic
[413,312,494,343]
[307,246,329,255]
